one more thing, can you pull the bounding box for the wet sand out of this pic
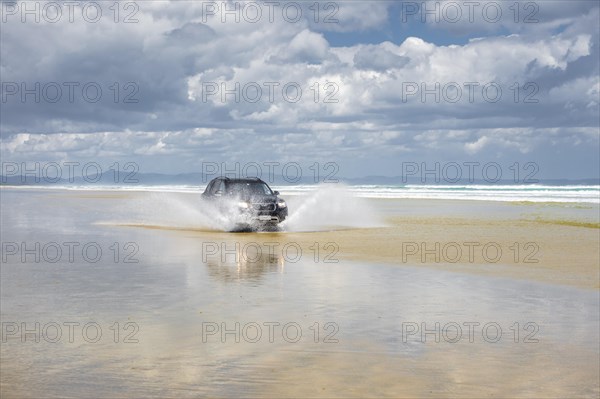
[276,216,600,290]
[1,188,599,398]
[91,188,600,289]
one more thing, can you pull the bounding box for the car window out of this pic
[210,180,224,195]
[226,182,272,196]
[258,183,272,195]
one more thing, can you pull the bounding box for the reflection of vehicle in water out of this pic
[203,241,284,283]
[202,177,288,232]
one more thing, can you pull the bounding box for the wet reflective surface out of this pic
[1,189,598,398]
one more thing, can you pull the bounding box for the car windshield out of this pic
[226,181,273,196]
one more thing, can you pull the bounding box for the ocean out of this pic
[6,183,600,203]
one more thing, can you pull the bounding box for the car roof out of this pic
[213,177,265,183]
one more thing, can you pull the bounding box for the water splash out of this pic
[281,184,385,232]
[112,192,231,231]
[104,185,384,233]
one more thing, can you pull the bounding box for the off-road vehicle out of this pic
[202,177,288,231]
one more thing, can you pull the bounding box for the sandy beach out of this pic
[1,187,599,398]
[91,188,600,289]
[3,0,599,396]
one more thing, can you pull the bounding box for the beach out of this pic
[1,187,599,398]
[3,0,599,396]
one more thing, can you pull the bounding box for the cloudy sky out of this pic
[1,0,598,179]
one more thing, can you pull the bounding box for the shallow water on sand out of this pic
[1,189,598,398]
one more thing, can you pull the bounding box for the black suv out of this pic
[202,177,288,230]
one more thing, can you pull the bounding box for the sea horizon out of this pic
[3,182,599,203]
